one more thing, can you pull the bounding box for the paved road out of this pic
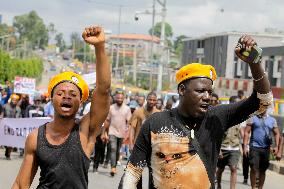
[1,150,284,189]
[37,54,70,92]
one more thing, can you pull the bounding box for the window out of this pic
[197,40,204,48]
[278,60,282,72]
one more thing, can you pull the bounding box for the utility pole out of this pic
[83,43,86,63]
[115,5,122,80]
[149,0,156,90]
[72,39,75,59]
[133,44,137,86]
[122,43,126,80]
[157,0,167,94]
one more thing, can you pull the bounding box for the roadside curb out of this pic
[269,161,284,175]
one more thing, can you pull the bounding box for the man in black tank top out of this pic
[11,26,111,189]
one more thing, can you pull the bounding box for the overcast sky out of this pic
[1,0,284,43]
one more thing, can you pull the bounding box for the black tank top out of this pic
[36,123,90,189]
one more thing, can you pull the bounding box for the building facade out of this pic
[181,32,284,79]
[181,32,284,96]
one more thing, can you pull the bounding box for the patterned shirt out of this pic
[119,91,265,189]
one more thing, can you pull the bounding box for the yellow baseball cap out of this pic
[176,63,217,84]
[48,71,89,102]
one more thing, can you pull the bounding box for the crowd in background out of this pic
[1,81,283,188]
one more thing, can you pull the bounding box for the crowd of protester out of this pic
[1,78,283,188]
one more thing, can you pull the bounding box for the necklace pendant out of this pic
[191,129,194,139]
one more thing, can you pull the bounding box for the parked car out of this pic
[50,65,56,71]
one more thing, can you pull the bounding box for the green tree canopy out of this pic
[174,35,187,58]
[70,32,95,62]
[0,23,17,49]
[149,22,173,38]
[13,10,48,49]
[0,23,14,36]
[149,22,173,47]
[0,50,43,83]
[55,33,66,52]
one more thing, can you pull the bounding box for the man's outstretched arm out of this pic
[80,26,111,154]
[11,130,38,189]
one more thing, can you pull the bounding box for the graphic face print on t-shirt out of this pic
[150,131,210,189]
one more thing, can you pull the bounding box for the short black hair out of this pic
[51,80,82,99]
[237,90,244,96]
[115,90,124,95]
[177,77,213,91]
[229,95,238,104]
[138,94,145,98]
[211,93,219,100]
[157,98,163,104]
[147,91,157,99]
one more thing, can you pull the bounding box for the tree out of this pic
[47,23,56,35]
[70,32,95,62]
[70,32,83,59]
[13,11,49,49]
[0,23,17,50]
[0,50,43,83]
[148,22,173,46]
[173,35,187,58]
[55,33,66,52]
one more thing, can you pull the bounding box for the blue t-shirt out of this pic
[249,115,277,148]
[44,101,54,117]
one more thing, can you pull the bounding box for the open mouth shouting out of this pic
[60,101,73,112]
[200,104,209,112]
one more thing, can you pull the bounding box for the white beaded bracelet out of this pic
[253,72,267,82]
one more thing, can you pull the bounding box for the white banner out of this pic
[82,72,96,85]
[0,118,52,148]
[14,76,36,95]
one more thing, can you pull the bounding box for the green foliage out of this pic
[13,10,48,49]
[70,32,96,62]
[0,50,43,83]
[149,22,173,39]
[55,33,66,52]
[0,23,17,49]
[169,61,178,69]
[0,23,11,36]
[174,35,187,58]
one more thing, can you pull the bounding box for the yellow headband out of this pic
[176,63,217,84]
[48,71,89,102]
[11,94,20,100]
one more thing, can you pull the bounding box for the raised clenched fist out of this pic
[82,26,105,47]
[235,35,262,64]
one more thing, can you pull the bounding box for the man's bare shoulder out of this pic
[26,128,39,152]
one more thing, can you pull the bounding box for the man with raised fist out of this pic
[12,26,111,189]
[119,35,273,189]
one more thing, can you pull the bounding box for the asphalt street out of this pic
[1,149,284,189]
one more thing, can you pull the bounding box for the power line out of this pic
[85,0,138,8]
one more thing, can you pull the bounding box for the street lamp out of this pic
[134,2,156,90]
[156,0,167,94]
[134,0,167,93]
